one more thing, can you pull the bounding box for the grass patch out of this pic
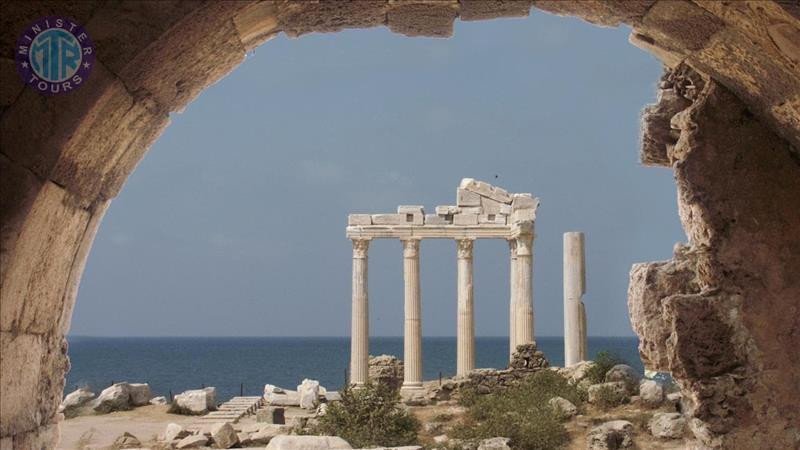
[306,382,420,448]
[453,371,584,450]
[592,384,629,410]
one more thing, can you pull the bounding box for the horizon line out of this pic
[67,334,638,339]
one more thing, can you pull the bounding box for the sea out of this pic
[65,336,641,402]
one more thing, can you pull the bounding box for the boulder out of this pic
[478,437,512,450]
[554,360,595,382]
[169,387,217,415]
[176,434,209,449]
[210,422,238,448]
[604,365,641,394]
[164,423,191,442]
[128,383,152,406]
[548,396,578,418]
[638,380,664,406]
[150,396,168,405]
[257,406,286,424]
[649,412,687,439]
[112,432,141,449]
[297,379,321,410]
[588,382,629,404]
[59,388,95,418]
[587,420,634,450]
[93,383,132,413]
[266,435,353,450]
[368,354,404,389]
[249,425,291,445]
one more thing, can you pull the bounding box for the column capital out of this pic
[456,238,474,259]
[514,234,533,256]
[352,238,370,259]
[401,238,421,258]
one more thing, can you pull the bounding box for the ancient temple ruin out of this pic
[564,232,588,366]
[346,178,539,390]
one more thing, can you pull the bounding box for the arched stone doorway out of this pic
[1,2,798,448]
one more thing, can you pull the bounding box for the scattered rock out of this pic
[249,425,291,445]
[509,343,549,370]
[59,388,95,418]
[164,423,191,442]
[298,379,321,410]
[587,382,629,404]
[265,435,353,450]
[267,389,301,407]
[604,365,641,395]
[169,387,217,415]
[210,422,238,448]
[477,437,511,450]
[257,406,286,424]
[649,412,687,439]
[317,403,328,416]
[128,383,152,406]
[93,383,132,414]
[176,434,209,449]
[264,384,285,397]
[150,396,168,405]
[112,432,141,449]
[554,360,595,382]
[433,434,449,444]
[238,432,253,447]
[587,420,634,450]
[548,396,577,418]
[368,355,404,389]
[423,422,443,434]
[666,392,684,411]
[639,380,664,406]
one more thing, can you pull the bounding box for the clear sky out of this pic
[71,11,683,337]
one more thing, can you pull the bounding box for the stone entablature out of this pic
[345,178,539,391]
[346,178,539,240]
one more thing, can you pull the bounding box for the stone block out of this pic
[453,214,478,226]
[425,214,450,225]
[256,407,285,424]
[480,196,506,214]
[348,214,372,226]
[511,193,538,210]
[456,188,481,207]
[397,205,424,214]
[435,205,458,215]
[371,214,407,225]
[459,178,512,203]
[511,209,536,223]
[499,203,512,215]
[478,214,507,225]
[458,206,482,215]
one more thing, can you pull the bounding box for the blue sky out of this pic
[71,12,683,337]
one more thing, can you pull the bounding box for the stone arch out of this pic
[1,1,798,448]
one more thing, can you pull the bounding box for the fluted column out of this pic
[564,232,587,366]
[350,239,370,386]
[401,239,423,390]
[456,239,475,377]
[513,233,534,349]
[508,239,518,361]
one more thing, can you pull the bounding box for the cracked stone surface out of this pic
[1,1,798,448]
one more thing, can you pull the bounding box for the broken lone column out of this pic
[564,232,587,366]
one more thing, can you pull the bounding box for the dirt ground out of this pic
[58,405,196,450]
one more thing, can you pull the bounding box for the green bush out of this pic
[307,383,420,448]
[584,351,627,384]
[592,384,629,410]
[453,371,584,450]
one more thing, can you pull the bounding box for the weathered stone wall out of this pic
[1,1,798,448]
[630,65,800,448]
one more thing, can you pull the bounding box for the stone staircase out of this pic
[188,396,263,429]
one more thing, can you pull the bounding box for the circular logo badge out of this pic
[15,16,95,95]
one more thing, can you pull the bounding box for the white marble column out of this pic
[402,239,423,390]
[514,234,534,349]
[456,239,475,377]
[508,239,518,361]
[564,231,587,366]
[350,239,370,386]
